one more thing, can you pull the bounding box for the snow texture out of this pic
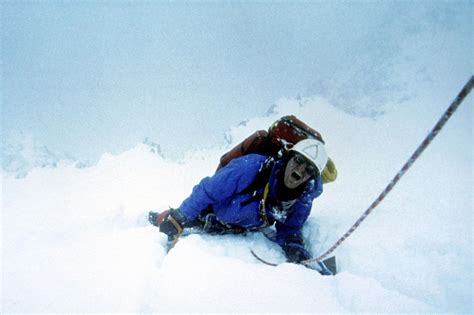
[2,91,472,312]
[1,3,472,311]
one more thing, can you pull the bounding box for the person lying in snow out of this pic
[149,138,329,264]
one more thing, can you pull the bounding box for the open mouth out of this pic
[291,171,302,181]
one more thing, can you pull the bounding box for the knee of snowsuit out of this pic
[178,154,323,251]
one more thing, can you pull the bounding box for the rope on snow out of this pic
[302,76,474,265]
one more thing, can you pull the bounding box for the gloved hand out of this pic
[159,208,187,243]
[283,235,311,263]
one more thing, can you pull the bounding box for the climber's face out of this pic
[283,153,317,189]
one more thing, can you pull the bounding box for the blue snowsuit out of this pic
[179,154,323,247]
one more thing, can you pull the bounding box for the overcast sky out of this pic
[2,1,471,163]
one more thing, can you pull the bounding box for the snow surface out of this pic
[2,89,472,312]
[1,130,82,179]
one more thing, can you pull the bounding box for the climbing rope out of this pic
[302,76,474,265]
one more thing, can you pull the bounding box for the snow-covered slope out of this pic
[2,89,472,312]
[0,131,89,178]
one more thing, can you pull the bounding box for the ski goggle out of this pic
[292,152,320,177]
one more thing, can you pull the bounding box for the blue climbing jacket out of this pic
[178,154,323,246]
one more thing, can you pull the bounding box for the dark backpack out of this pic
[216,115,337,184]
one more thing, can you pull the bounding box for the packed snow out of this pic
[2,89,472,312]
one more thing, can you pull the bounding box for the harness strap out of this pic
[168,215,184,248]
[259,183,271,226]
